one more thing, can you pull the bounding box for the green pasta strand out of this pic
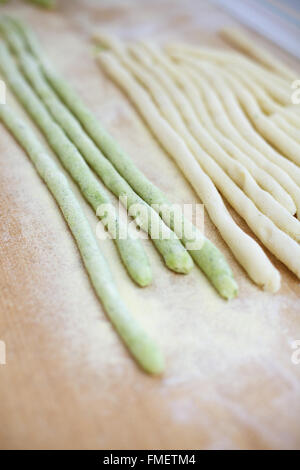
[6,16,238,300]
[0,0,55,6]
[0,39,152,287]
[0,103,164,374]
[27,0,56,8]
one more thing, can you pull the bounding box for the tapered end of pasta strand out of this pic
[127,259,153,288]
[134,266,153,288]
[165,249,194,274]
[219,26,297,81]
[131,336,165,375]
[91,30,123,54]
[116,315,165,375]
[117,238,153,287]
[190,240,238,300]
[215,275,239,300]
[262,270,281,294]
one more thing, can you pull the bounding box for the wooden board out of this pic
[0,0,300,450]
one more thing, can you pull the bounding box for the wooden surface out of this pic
[0,0,300,450]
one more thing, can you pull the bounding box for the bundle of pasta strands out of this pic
[93,28,300,290]
[0,16,199,284]
[4,16,239,300]
[0,104,164,375]
[0,17,242,380]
